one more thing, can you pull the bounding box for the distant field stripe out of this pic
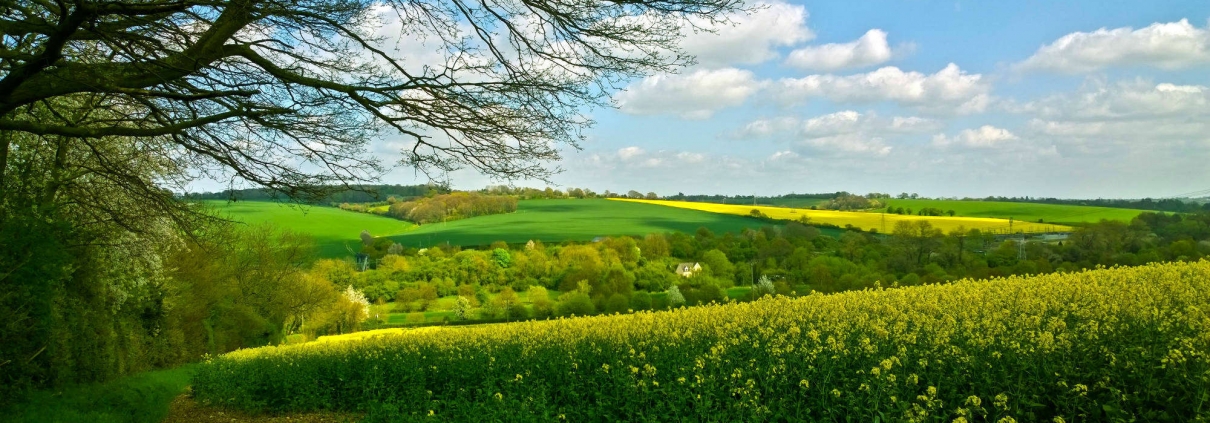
[615,198,1071,234]
[870,198,1145,225]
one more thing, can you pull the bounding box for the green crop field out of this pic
[873,199,1147,225]
[205,201,413,258]
[387,199,836,248]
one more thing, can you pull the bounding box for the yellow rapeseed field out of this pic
[312,327,443,343]
[194,261,1210,421]
[613,198,1070,234]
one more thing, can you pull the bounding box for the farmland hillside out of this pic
[206,201,413,257]
[872,198,1146,225]
[385,199,837,248]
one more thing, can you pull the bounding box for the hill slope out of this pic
[873,198,1146,225]
[206,201,413,257]
[385,199,824,248]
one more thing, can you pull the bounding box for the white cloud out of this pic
[1013,79,1210,120]
[617,146,645,160]
[772,64,991,115]
[740,110,940,138]
[994,78,1210,164]
[615,68,761,119]
[932,125,1018,148]
[680,1,814,68]
[1017,19,1210,73]
[737,110,941,157]
[891,116,938,131]
[785,29,901,71]
[768,150,800,161]
[800,110,864,136]
[802,133,893,156]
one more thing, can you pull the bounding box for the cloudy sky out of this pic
[380,1,1210,198]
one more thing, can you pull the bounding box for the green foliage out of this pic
[492,248,512,268]
[604,294,630,314]
[384,192,518,225]
[557,292,596,316]
[168,224,330,353]
[629,291,653,311]
[699,249,735,283]
[666,285,685,307]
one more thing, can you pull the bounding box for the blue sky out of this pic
[236,1,1210,199]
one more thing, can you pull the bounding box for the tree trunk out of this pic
[0,129,10,213]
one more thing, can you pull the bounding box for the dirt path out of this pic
[162,394,361,423]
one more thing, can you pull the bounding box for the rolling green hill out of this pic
[874,199,1147,225]
[386,199,831,248]
[205,201,413,257]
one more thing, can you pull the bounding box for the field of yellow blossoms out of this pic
[612,198,1069,234]
[193,261,1210,422]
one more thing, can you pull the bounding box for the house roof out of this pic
[676,262,699,273]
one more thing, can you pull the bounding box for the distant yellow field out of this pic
[613,199,1070,234]
[313,326,445,344]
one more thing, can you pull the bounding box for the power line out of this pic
[1164,187,1210,199]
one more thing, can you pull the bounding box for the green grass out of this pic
[0,365,196,423]
[204,200,414,258]
[874,199,1147,225]
[387,199,837,248]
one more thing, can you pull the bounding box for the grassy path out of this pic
[0,366,196,423]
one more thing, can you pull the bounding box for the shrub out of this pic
[629,291,652,311]
[604,294,629,314]
[556,292,595,316]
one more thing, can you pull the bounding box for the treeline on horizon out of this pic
[382,192,519,225]
[188,183,1209,215]
[184,184,449,204]
[981,196,1210,213]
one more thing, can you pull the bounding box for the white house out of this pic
[675,262,702,277]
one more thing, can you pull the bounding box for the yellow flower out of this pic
[965,395,981,407]
[994,393,1009,409]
